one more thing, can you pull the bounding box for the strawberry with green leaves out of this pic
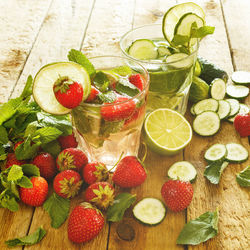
[53,170,82,199]
[67,202,104,243]
[58,132,78,149]
[56,148,88,172]
[19,176,48,207]
[85,181,114,210]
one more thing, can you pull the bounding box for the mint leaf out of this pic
[93,71,110,92]
[43,193,70,228]
[177,209,219,245]
[204,161,229,184]
[99,120,124,138]
[1,196,19,212]
[20,75,33,99]
[41,140,61,158]
[191,26,215,39]
[7,165,23,182]
[107,193,136,222]
[5,227,46,247]
[22,164,40,177]
[236,166,250,187]
[115,78,140,97]
[0,126,8,144]
[32,127,62,145]
[98,90,117,103]
[15,137,40,160]
[16,176,33,188]
[68,49,96,78]
[0,99,20,126]
[171,34,190,46]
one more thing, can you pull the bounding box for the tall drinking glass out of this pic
[71,56,149,170]
[120,24,199,115]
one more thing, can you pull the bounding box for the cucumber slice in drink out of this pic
[133,198,166,226]
[193,98,219,115]
[157,46,172,57]
[165,53,192,68]
[226,98,240,117]
[128,39,158,60]
[225,143,248,163]
[210,78,226,100]
[217,100,231,120]
[231,71,250,85]
[162,2,205,44]
[193,111,220,136]
[204,144,227,162]
[168,161,197,182]
[33,62,91,115]
[226,84,249,99]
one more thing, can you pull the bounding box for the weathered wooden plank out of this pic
[0,0,52,102]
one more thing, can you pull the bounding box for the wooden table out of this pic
[0,0,249,249]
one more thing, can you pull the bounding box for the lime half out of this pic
[33,62,91,115]
[143,108,192,155]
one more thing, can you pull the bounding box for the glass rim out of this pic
[79,55,149,108]
[120,23,199,65]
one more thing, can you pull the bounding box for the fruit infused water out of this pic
[71,56,149,169]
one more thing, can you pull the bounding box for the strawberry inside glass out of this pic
[71,56,149,170]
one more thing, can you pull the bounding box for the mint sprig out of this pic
[236,166,250,187]
[204,161,229,184]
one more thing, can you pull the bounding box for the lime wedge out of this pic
[162,2,205,44]
[33,62,91,115]
[143,108,192,155]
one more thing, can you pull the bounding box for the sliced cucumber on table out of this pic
[225,143,249,163]
[204,144,227,162]
[227,103,249,123]
[133,198,166,226]
[226,84,249,99]
[225,98,240,118]
[168,161,197,182]
[217,100,231,120]
[231,71,250,85]
[193,98,218,115]
[210,78,226,100]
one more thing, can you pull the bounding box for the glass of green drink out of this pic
[120,24,199,114]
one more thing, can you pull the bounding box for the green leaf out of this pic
[5,226,46,247]
[32,127,62,145]
[93,71,110,92]
[191,25,215,39]
[1,196,19,212]
[177,209,219,245]
[107,193,136,222]
[43,193,70,228]
[204,161,229,184]
[0,126,8,144]
[41,140,61,158]
[99,120,124,138]
[7,165,23,182]
[15,137,40,160]
[22,164,40,177]
[98,90,117,103]
[115,78,140,97]
[171,34,190,46]
[20,75,33,99]
[0,98,20,126]
[236,166,250,187]
[68,49,96,78]
[16,176,33,188]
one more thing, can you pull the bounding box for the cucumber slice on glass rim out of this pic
[226,84,249,99]
[225,143,248,163]
[204,144,227,163]
[210,78,226,100]
[231,71,250,85]
[33,62,91,115]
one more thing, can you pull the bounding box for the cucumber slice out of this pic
[226,98,240,117]
[193,111,220,136]
[189,76,209,103]
[225,143,248,163]
[157,46,172,57]
[128,39,158,60]
[133,198,166,226]
[231,71,250,85]
[165,53,192,68]
[168,161,197,182]
[226,84,249,99]
[217,100,231,120]
[162,2,205,44]
[193,98,219,115]
[210,78,226,100]
[204,144,227,162]
[227,103,249,123]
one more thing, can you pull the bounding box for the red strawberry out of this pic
[5,153,26,169]
[85,182,114,210]
[56,148,88,172]
[53,170,82,199]
[19,176,48,207]
[112,156,147,188]
[14,140,24,151]
[124,104,146,127]
[129,74,144,91]
[58,132,78,149]
[85,86,99,102]
[161,180,193,212]
[233,113,250,137]
[101,97,136,122]
[67,202,104,243]
[53,76,83,109]
[83,161,108,185]
[31,152,57,180]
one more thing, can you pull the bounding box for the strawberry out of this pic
[124,104,146,127]
[129,74,145,91]
[67,202,104,243]
[112,156,147,188]
[58,132,78,149]
[19,176,48,207]
[83,161,108,185]
[233,113,250,137]
[53,76,83,109]
[56,148,88,172]
[101,97,136,122]
[53,170,82,199]
[161,180,193,212]
[5,153,26,169]
[85,86,99,102]
[85,182,114,210]
[31,152,57,180]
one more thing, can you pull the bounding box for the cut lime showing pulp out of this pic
[33,62,91,115]
[143,108,192,155]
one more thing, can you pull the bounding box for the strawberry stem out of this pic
[108,152,124,172]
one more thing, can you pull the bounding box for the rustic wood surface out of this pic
[0,0,249,249]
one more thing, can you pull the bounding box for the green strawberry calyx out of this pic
[53,75,74,93]
[59,177,82,198]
